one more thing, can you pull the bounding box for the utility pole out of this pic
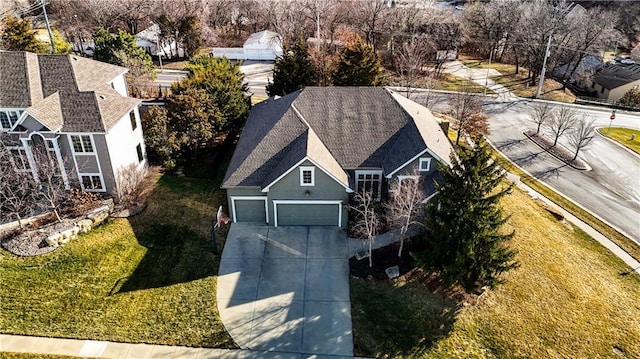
[535,35,552,99]
[316,6,321,50]
[41,0,55,52]
[484,48,494,96]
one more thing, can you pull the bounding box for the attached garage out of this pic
[273,200,342,227]
[231,197,268,224]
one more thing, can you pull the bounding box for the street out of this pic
[410,91,640,242]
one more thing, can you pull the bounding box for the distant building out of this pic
[135,23,184,59]
[212,30,283,61]
[591,63,640,102]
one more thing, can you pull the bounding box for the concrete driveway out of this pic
[217,224,353,357]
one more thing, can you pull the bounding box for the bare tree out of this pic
[349,190,381,268]
[385,168,425,257]
[446,87,487,146]
[547,106,576,146]
[30,144,73,223]
[530,102,554,134]
[568,116,596,161]
[115,163,152,208]
[395,36,434,98]
[0,138,38,227]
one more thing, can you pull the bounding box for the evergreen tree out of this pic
[174,56,249,133]
[423,140,518,291]
[51,29,72,54]
[0,15,47,53]
[92,27,118,63]
[331,40,386,86]
[266,41,316,97]
[92,28,154,74]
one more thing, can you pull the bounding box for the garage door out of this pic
[274,201,342,227]
[233,198,267,223]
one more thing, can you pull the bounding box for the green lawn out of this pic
[1,354,91,359]
[387,72,490,94]
[599,127,640,154]
[351,188,640,358]
[0,174,235,348]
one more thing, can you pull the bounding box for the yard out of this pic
[351,188,640,358]
[599,127,640,154]
[461,59,576,103]
[0,170,235,348]
[387,71,490,94]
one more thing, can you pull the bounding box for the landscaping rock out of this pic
[77,219,93,234]
[45,233,62,247]
[88,210,109,225]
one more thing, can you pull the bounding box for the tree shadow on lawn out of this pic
[350,243,471,357]
[110,174,223,294]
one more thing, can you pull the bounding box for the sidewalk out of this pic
[442,60,518,101]
[0,334,320,358]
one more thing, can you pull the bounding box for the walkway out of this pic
[0,334,303,358]
[442,60,518,101]
[217,225,353,357]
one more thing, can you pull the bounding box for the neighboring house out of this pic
[0,51,146,198]
[631,43,640,63]
[135,23,184,59]
[212,30,283,61]
[554,54,603,88]
[222,87,455,227]
[591,63,640,102]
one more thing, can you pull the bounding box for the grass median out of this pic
[351,188,640,358]
[0,174,235,348]
[598,127,640,154]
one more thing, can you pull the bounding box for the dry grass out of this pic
[0,354,92,359]
[598,127,640,154]
[461,60,576,103]
[351,188,640,358]
[387,72,490,94]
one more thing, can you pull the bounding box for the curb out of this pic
[595,128,640,160]
[485,139,639,248]
[521,131,591,171]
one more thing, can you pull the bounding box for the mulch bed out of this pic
[524,130,588,170]
[1,215,78,256]
[350,242,478,305]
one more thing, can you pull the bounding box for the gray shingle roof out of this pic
[223,87,454,190]
[0,51,138,133]
[594,63,640,90]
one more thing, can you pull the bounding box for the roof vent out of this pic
[72,56,78,61]
[99,95,106,99]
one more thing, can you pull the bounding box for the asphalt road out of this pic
[410,91,640,242]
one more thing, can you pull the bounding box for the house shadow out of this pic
[112,223,216,294]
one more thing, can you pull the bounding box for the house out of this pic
[591,63,640,102]
[0,51,146,198]
[135,23,184,59]
[221,87,455,227]
[553,54,603,88]
[212,30,283,61]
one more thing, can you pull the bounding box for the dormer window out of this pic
[419,158,431,172]
[300,166,315,186]
[0,111,19,130]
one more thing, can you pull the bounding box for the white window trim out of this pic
[68,134,95,154]
[272,200,342,227]
[419,157,432,172]
[354,170,383,199]
[299,166,315,186]
[0,109,22,131]
[7,146,31,172]
[230,196,269,223]
[79,173,105,192]
[393,175,420,192]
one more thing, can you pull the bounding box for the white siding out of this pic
[110,74,128,97]
[104,106,146,192]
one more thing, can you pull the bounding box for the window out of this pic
[395,175,419,192]
[591,82,595,88]
[355,170,382,200]
[300,166,315,186]
[136,143,144,162]
[600,86,605,94]
[70,135,93,153]
[81,175,103,190]
[130,111,137,131]
[10,148,30,170]
[0,111,18,130]
[419,158,431,172]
